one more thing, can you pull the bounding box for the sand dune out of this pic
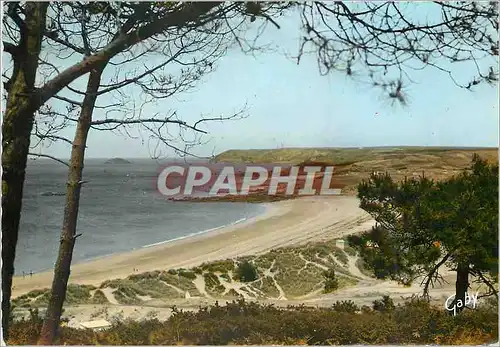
[12,196,374,298]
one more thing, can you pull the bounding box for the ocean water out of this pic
[15,158,265,275]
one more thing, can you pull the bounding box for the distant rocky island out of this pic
[104,158,132,164]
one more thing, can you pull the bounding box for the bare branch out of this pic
[421,252,451,298]
[28,153,69,167]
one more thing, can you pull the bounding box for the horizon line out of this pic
[28,145,498,161]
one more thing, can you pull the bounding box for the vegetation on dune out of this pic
[158,272,200,296]
[234,261,258,283]
[323,268,340,293]
[13,239,365,308]
[12,285,98,308]
[203,273,226,296]
[89,290,109,304]
[7,298,498,345]
[199,260,235,274]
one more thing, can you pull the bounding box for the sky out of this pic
[24,4,499,159]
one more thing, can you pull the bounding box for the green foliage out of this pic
[234,261,258,282]
[7,299,498,345]
[178,270,196,280]
[200,259,235,273]
[128,271,161,281]
[203,273,225,295]
[256,276,280,297]
[332,300,359,313]
[343,243,357,256]
[89,290,109,304]
[356,155,499,299]
[333,247,348,265]
[323,268,339,293]
[159,272,200,296]
[372,295,395,312]
[62,284,91,305]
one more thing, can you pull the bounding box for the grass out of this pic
[343,244,357,256]
[178,269,197,280]
[255,276,280,298]
[89,290,109,304]
[113,288,143,305]
[64,284,95,305]
[159,272,200,296]
[253,255,274,271]
[200,260,235,273]
[333,247,349,265]
[223,288,243,298]
[203,273,225,296]
[136,279,182,299]
[275,267,322,298]
[337,275,360,289]
[11,239,374,308]
[356,258,374,278]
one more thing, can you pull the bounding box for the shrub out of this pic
[332,300,359,313]
[323,268,339,293]
[90,289,109,304]
[235,261,258,282]
[372,295,395,312]
[200,259,235,273]
[128,271,161,281]
[7,299,498,345]
[178,270,196,280]
[203,273,225,295]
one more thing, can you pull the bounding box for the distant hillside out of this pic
[214,147,498,195]
[105,158,132,164]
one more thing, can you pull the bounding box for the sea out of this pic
[15,158,266,275]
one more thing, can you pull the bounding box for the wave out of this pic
[141,217,247,249]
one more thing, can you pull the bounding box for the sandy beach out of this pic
[12,195,374,298]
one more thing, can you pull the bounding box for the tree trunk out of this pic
[453,262,470,314]
[1,3,48,340]
[37,65,105,345]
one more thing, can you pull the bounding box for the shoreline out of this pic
[139,202,277,249]
[17,202,270,276]
[12,195,375,298]
[13,201,278,275]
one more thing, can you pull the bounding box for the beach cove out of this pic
[12,195,375,297]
